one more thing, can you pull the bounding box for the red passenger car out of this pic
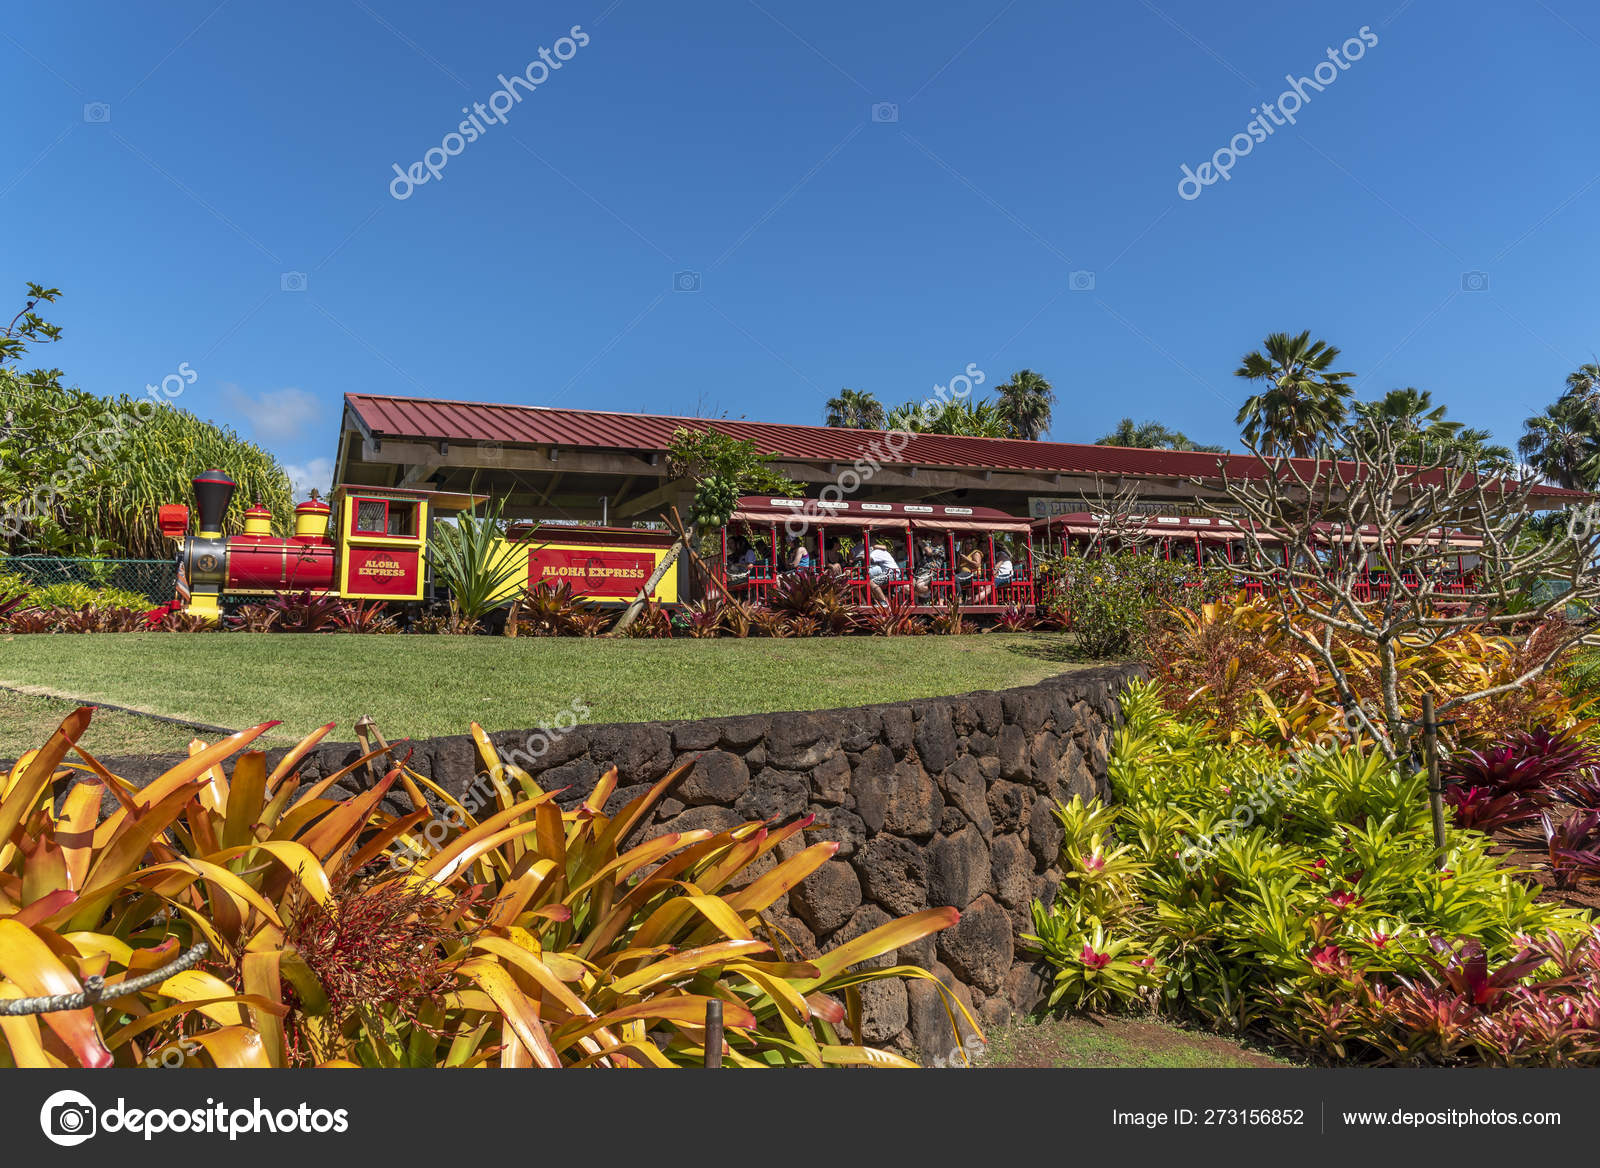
[712,496,1036,613]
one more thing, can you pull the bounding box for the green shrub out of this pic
[1027,682,1594,1060]
[0,571,150,611]
[1037,548,1219,659]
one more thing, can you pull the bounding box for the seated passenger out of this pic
[994,543,1015,592]
[956,539,983,582]
[785,534,810,572]
[957,539,989,602]
[867,539,898,604]
[912,538,944,601]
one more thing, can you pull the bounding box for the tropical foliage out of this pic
[1233,330,1354,457]
[1351,387,1511,470]
[1036,547,1217,659]
[885,396,1011,438]
[1095,418,1224,453]
[0,369,293,559]
[830,370,1058,441]
[0,708,972,1067]
[823,388,886,430]
[1028,683,1600,1064]
[666,428,801,532]
[426,496,528,626]
[1145,593,1586,753]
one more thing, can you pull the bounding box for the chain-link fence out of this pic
[0,556,177,604]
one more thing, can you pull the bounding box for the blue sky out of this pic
[6,0,1598,495]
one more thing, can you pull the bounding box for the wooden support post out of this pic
[611,539,683,633]
[1422,694,1447,868]
[703,997,723,1068]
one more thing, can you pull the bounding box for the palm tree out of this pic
[1095,418,1225,452]
[1454,427,1514,470]
[1519,397,1600,489]
[1352,387,1458,458]
[1233,331,1354,457]
[1352,387,1513,469]
[1096,418,1173,448]
[994,369,1056,440]
[824,388,885,430]
[1565,362,1600,408]
[887,397,1011,437]
[885,400,923,433]
[935,398,1010,438]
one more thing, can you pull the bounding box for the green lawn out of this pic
[0,631,1087,754]
[0,688,210,762]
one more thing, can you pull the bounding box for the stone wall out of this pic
[96,662,1147,1055]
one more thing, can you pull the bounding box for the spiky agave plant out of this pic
[426,497,528,627]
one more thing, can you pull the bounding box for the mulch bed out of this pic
[1487,826,1600,915]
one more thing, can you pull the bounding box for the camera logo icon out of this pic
[1069,270,1096,292]
[281,272,309,293]
[83,102,112,123]
[480,440,504,464]
[673,270,701,292]
[1461,271,1490,292]
[40,1090,97,1146]
[871,102,899,123]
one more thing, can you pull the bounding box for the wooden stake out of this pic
[1422,694,1447,868]
[703,997,724,1068]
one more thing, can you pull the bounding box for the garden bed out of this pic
[1488,829,1600,915]
[977,1014,1297,1069]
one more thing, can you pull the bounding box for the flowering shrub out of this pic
[1147,595,1588,750]
[1027,682,1600,1064]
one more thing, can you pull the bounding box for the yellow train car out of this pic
[501,523,679,606]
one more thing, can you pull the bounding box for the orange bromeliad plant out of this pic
[1148,593,1590,751]
[0,710,974,1068]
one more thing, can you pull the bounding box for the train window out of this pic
[355,500,386,533]
[387,503,418,537]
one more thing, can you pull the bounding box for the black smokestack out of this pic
[192,469,236,535]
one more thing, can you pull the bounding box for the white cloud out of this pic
[285,458,334,501]
[223,384,324,442]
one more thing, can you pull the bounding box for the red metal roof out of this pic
[346,392,1252,476]
[732,496,1020,522]
[344,393,1585,501]
[1038,511,1481,545]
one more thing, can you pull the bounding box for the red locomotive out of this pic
[151,469,681,620]
[154,469,482,619]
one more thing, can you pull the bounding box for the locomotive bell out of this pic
[192,469,236,537]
